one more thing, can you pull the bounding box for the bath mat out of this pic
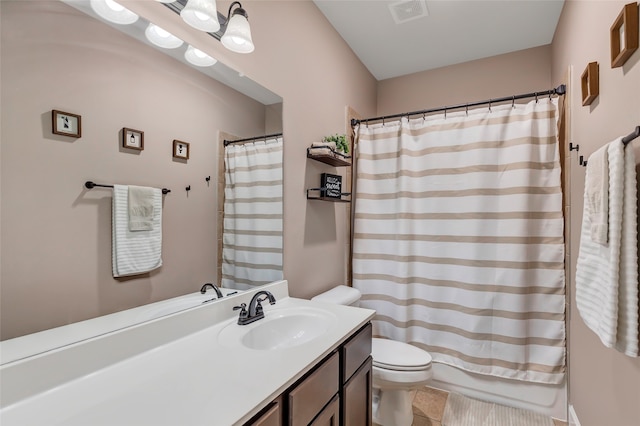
[441,392,555,426]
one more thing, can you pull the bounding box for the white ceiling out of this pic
[313,0,565,80]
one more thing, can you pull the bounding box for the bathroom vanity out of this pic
[246,322,372,425]
[0,281,375,425]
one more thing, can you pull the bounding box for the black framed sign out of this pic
[321,173,342,199]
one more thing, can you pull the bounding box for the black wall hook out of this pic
[205,176,211,183]
[579,155,588,167]
[569,143,579,151]
[186,185,191,192]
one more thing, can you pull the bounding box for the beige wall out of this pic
[178,1,379,299]
[0,1,267,339]
[377,45,552,116]
[551,2,640,426]
[1,0,377,338]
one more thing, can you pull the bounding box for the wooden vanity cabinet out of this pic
[245,397,283,426]
[340,323,372,426]
[244,322,372,426]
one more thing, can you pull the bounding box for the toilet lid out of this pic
[372,338,432,371]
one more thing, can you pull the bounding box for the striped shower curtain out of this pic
[353,98,566,384]
[222,136,283,289]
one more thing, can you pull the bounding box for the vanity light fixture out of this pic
[90,0,138,25]
[145,24,184,49]
[221,1,254,53]
[180,0,221,33]
[184,45,217,67]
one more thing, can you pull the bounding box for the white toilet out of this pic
[312,285,433,426]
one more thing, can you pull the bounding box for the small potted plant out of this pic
[322,134,349,155]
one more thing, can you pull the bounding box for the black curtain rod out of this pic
[351,84,567,127]
[85,181,171,195]
[622,126,640,145]
[223,132,283,146]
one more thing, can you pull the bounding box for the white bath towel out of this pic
[112,184,163,277]
[576,138,638,356]
[615,142,638,356]
[586,145,609,244]
[128,185,155,231]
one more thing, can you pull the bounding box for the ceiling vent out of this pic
[388,0,429,24]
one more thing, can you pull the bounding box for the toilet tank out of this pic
[311,285,361,307]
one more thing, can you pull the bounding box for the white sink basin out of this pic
[218,307,337,350]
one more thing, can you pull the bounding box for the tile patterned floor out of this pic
[410,386,568,426]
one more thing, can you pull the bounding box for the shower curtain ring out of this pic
[444,107,447,119]
[489,99,492,113]
[512,96,515,109]
[535,93,539,103]
[465,104,468,116]
[423,113,426,121]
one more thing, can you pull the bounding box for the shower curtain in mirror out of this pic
[222,136,283,289]
[353,98,565,384]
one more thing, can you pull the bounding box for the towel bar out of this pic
[85,181,171,195]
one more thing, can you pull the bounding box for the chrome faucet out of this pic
[233,290,276,325]
[200,283,223,298]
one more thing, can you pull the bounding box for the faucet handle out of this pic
[233,303,248,317]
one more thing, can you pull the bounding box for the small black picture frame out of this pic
[173,139,190,160]
[52,109,81,138]
[122,127,144,151]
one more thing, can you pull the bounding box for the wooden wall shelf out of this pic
[307,147,351,167]
[306,188,351,202]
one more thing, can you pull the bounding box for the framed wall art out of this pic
[52,109,81,138]
[122,127,144,151]
[173,140,190,160]
[581,62,599,106]
[610,2,639,68]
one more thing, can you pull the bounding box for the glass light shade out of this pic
[221,12,254,53]
[180,0,221,33]
[145,24,184,49]
[90,0,138,25]
[184,45,218,67]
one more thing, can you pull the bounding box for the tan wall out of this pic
[172,0,379,299]
[1,0,377,338]
[551,2,640,426]
[377,45,552,116]
[0,1,267,339]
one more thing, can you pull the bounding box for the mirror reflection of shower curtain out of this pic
[353,98,566,384]
[222,136,283,289]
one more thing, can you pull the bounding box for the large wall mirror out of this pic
[0,0,283,350]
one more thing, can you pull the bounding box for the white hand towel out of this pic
[586,145,609,244]
[128,185,155,231]
[311,141,337,150]
[576,140,623,350]
[112,184,163,278]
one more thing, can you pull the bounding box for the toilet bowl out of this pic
[312,285,433,426]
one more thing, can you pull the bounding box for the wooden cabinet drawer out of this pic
[310,394,340,426]
[342,356,372,426]
[244,397,282,426]
[289,351,339,426]
[341,323,372,383]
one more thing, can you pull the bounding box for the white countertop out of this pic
[0,281,374,425]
